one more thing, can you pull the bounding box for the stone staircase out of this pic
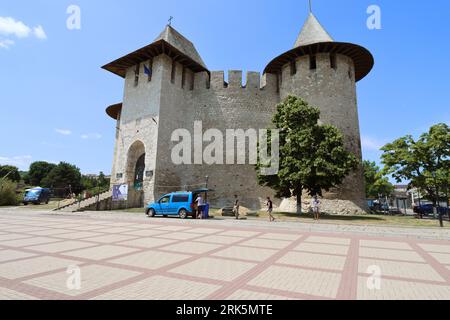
[54,191,113,213]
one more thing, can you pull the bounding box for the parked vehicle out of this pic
[145,189,210,219]
[413,204,449,216]
[23,187,51,205]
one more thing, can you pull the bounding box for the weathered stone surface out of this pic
[107,22,371,214]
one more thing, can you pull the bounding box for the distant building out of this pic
[389,185,412,212]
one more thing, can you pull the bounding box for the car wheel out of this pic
[147,208,156,217]
[179,209,188,220]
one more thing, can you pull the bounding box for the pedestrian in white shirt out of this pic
[311,195,321,220]
[196,195,204,219]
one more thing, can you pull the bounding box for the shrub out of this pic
[0,179,19,206]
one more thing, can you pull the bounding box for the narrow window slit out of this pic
[309,55,317,70]
[290,60,297,75]
[134,63,140,87]
[181,67,186,88]
[330,54,337,70]
[171,60,176,84]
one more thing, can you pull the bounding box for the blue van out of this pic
[23,187,51,205]
[146,189,209,219]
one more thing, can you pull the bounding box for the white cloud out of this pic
[0,17,47,49]
[0,39,14,49]
[55,128,72,136]
[81,133,102,140]
[33,25,47,40]
[0,155,33,170]
[0,17,31,38]
[361,136,385,152]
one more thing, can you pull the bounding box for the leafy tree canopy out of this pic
[363,160,394,199]
[28,161,57,186]
[257,96,359,213]
[41,162,83,194]
[0,165,21,182]
[381,123,450,204]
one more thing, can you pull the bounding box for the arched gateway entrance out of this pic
[126,141,146,207]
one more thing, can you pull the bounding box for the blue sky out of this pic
[0,0,449,175]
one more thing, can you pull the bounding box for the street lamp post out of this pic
[205,176,209,203]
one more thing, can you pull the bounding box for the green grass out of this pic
[19,200,71,211]
[253,211,450,228]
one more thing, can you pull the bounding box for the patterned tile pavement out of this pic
[0,209,449,300]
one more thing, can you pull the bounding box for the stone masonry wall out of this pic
[279,53,367,213]
[113,52,367,214]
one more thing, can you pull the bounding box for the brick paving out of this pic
[0,209,449,300]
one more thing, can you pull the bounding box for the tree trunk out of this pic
[296,193,302,215]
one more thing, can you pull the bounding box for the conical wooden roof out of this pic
[264,13,374,82]
[294,13,333,47]
[103,25,208,78]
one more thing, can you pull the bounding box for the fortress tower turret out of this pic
[264,13,374,212]
[103,11,374,214]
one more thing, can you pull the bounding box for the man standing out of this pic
[233,195,240,220]
[267,197,275,222]
[311,195,321,220]
[196,194,204,219]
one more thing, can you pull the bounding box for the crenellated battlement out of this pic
[124,54,280,94]
[195,70,278,92]
[280,53,356,85]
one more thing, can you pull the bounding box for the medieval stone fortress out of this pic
[103,12,374,214]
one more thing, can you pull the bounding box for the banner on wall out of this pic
[112,184,128,201]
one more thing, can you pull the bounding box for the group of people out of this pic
[232,194,322,222]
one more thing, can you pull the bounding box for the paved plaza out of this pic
[0,208,450,300]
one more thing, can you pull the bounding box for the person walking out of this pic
[311,195,321,220]
[233,195,240,220]
[267,197,275,222]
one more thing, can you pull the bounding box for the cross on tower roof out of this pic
[168,16,173,26]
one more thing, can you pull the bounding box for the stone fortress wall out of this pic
[110,51,367,214]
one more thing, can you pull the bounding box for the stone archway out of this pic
[126,141,146,207]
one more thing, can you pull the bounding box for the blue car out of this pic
[414,204,449,216]
[23,187,51,205]
[146,189,209,219]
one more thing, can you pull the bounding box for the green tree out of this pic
[28,161,57,186]
[41,162,83,195]
[257,96,359,214]
[381,123,450,208]
[0,179,19,206]
[81,172,110,195]
[0,165,21,182]
[363,160,394,199]
[98,172,109,188]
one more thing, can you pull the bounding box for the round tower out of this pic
[264,12,374,213]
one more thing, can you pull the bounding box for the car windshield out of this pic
[26,190,41,197]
